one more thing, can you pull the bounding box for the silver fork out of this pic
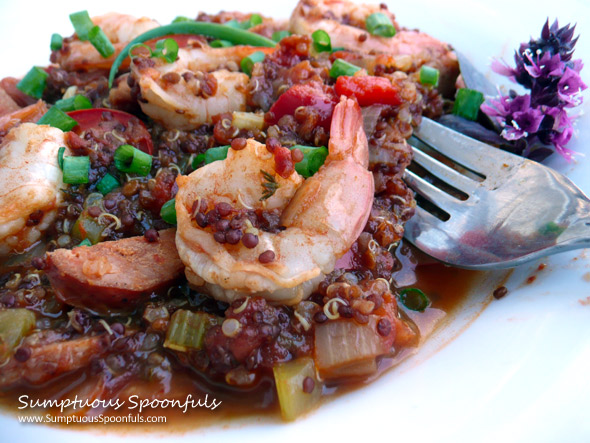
[402,117,590,270]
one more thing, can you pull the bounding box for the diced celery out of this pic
[273,357,322,421]
[71,214,104,245]
[232,111,265,130]
[164,310,220,352]
[0,309,36,359]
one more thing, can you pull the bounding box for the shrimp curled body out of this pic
[175,97,374,304]
[0,123,70,256]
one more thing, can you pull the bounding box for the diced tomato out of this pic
[67,108,153,154]
[267,81,338,131]
[335,76,402,107]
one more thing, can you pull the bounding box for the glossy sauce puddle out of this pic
[0,243,508,434]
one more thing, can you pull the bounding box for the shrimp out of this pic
[289,0,459,96]
[0,123,70,256]
[130,45,274,130]
[53,12,159,71]
[175,97,374,304]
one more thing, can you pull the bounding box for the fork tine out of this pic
[413,118,519,176]
[409,144,479,195]
[402,205,446,244]
[403,170,464,213]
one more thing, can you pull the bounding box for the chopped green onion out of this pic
[77,238,92,247]
[289,145,328,178]
[96,173,119,195]
[50,33,63,51]
[311,29,331,53]
[329,58,361,78]
[223,19,242,29]
[153,38,179,63]
[172,16,193,23]
[129,43,152,58]
[272,30,291,42]
[62,155,90,184]
[16,67,48,99]
[398,287,430,312]
[57,147,65,169]
[88,25,115,58]
[244,14,263,29]
[37,106,79,132]
[192,145,231,169]
[54,94,92,112]
[114,144,153,176]
[160,198,177,225]
[419,65,440,87]
[241,51,265,76]
[452,88,485,121]
[365,12,396,37]
[69,10,94,41]
[164,309,221,351]
[331,46,346,53]
[109,22,276,87]
[210,39,233,48]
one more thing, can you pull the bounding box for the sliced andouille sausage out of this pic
[45,229,183,313]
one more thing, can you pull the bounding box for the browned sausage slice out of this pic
[46,229,183,313]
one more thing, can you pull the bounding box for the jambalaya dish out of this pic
[0,0,475,423]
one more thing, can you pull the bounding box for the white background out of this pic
[1,1,590,442]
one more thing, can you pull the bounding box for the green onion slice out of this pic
[88,25,115,58]
[419,65,440,87]
[192,145,230,169]
[153,38,179,63]
[311,29,331,53]
[62,155,90,184]
[57,147,65,169]
[114,144,153,176]
[17,67,48,99]
[329,58,361,78]
[77,238,92,247]
[289,145,328,178]
[399,288,430,312]
[272,30,291,42]
[108,22,276,87]
[172,16,194,23]
[54,94,92,112]
[69,10,94,41]
[50,33,63,51]
[129,43,152,58]
[241,51,265,76]
[96,173,119,195]
[37,107,79,132]
[452,88,485,121]
[365,12,396,37]
[331,46,346,53]
[223,20,242,29]
[160,198,177,225]
[210,39,234,48]
[244,14,263,29]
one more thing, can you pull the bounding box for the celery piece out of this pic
[273,357,322,421]
[164,310,220,352]
[0,309,36,359]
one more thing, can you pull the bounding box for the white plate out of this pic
[1,1,590,442]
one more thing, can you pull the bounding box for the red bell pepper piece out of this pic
[335,76,402,107]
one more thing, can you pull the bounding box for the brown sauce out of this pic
[0,242,485,432]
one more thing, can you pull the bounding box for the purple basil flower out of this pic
[523,51,564,79]
[481,18,584,162]
[557,67,587,105]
